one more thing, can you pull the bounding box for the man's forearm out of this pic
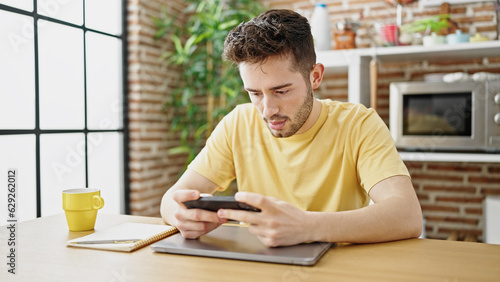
[160,190,177,226]
[308,197,422,243]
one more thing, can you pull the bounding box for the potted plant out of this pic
[153,0,265,168]
[400,14,451,35]
[400,14,450,46]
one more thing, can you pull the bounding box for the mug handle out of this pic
[92,195,105,210]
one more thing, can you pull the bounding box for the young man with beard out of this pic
[160,9,422,247]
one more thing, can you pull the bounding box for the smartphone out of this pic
[183,196,261,212]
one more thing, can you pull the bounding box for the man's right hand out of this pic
[171,190,227,239]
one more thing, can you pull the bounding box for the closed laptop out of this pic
[152,224,333,266]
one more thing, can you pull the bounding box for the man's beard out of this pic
[265,85,314,138]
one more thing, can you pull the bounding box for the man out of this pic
[160,9,422,247]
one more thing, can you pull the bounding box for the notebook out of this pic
[67,223,178,252]
[151,224,333,266]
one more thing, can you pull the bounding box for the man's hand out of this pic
[171,190,227,239]
[217,192,312,247]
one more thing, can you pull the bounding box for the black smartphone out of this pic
[183,196,261,212]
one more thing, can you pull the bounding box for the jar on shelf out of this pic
[447,30,470,44]
[469,33,489,43]
[334,19,359,49]
[423,32,446,46]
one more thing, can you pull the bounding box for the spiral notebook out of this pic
[67,223,178,252]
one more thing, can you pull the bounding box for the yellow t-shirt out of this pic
[188,100,409,212]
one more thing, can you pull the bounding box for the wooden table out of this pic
[1,213,499,281]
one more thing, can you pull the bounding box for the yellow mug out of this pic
[62,188,104,231]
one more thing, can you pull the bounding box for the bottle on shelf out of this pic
[310,3,332,51]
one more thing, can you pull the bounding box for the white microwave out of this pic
[389,80,500,152]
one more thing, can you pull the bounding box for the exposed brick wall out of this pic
[407,162,500,241]
[127,0,188,216]
[129,0,500,240]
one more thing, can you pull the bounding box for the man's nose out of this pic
[262,94,279,118]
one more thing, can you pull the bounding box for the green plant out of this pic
[400,14,450,35]
[153,0,265,168]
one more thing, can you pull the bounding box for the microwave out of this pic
[389,80,500,152]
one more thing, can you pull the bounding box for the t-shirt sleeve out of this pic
[350,109,410,194]
[187,110,237,190]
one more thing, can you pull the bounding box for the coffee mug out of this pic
[62,188,104,231]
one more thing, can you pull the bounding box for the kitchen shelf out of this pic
[317,40,500,106]
[399,152,500,163]
[318,40,500,73]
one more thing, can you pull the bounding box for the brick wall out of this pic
[127,0,188,216]
[128,0,500,240]
[407,162,500,241]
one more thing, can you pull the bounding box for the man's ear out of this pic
[310,63,325,90]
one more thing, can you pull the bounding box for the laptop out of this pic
[151,224,333,266]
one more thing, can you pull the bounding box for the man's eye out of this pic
[275,90,289,95]
[249,92,261,97]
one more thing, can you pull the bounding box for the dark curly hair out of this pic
[223,9,316,80]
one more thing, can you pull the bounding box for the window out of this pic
[0,0,129,221]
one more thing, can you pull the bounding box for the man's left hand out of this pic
[217,192,312,247]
